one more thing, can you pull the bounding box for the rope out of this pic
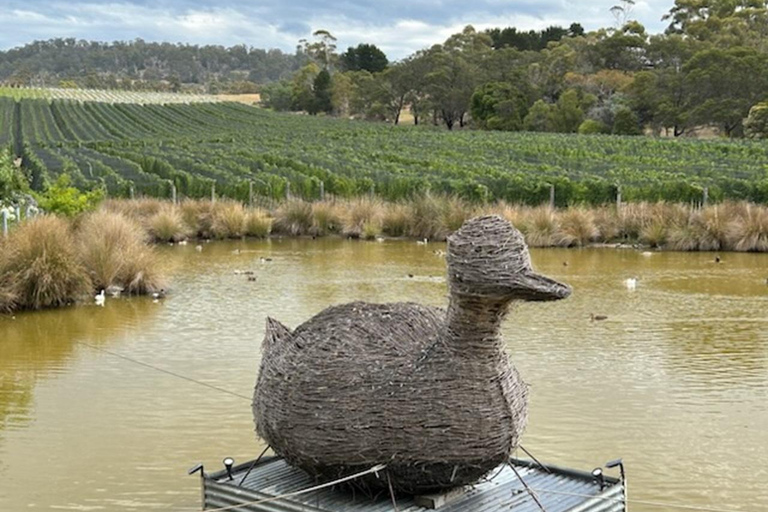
[508,462,548,512]
[73,340,253,402]
[73,340,751,512]
[198,463,387,512]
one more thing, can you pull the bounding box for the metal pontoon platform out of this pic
[195,456,626,512]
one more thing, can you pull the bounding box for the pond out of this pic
[1,238,767,511]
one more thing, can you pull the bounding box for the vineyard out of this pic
[2,94,768,205]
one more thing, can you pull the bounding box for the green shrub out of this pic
[36,174,103,217]
[578,119,609,135]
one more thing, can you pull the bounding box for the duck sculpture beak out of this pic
[510,271,572,302]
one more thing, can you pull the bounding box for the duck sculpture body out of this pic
[252,216,571,494]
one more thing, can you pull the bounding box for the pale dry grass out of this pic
[311,201,343,236]
[342,197,384,238]
[211,201,247,239]
[0,216,91,310]
[556,208,598,247]
[245,209,272,238]
[148,205,190,242]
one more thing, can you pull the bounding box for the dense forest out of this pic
[0,39,303,93]
[2,0,768,137]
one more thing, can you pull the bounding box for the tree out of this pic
[470,80,534,131]
[260,80,294,111]
[311,69,333,115]
[612,107,642,135]
[331,73,354,116]
[744,102,768,138]
[340,44,388,73]
[299,30,338,70]
[523,100,556,132]
[684,46,768,136]
[425,26,493,129]
[551,89,587,132]
[578,119,609,134]
[645,34,699,136]
[291,63,320,112]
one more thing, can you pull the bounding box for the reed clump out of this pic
[409,195,449,241]
[342,197,383,238]
[0,216,91,310]
[179,199,215,238]
[93,198,768,253]
[556,207,598,247]
[211,201,247,239]
[311,201,342,236]
[245,209,273,238]
[273,199,313,236]
[381,202,412,237]
[526,206,559,247]
[728,203,768,252]
[147,205,190,242]
[77,211,165,294]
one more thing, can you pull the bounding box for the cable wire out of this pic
[74,340,751,512]
[74,340,253,402]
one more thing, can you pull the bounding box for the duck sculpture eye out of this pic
[252,215,571,494]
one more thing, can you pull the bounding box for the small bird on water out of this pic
[94,289,105,306]
[590,313,608,322]
[624,277,637,290]
[715,255,721,264]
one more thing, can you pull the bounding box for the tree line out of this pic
[0,38,303,93]
[262,0,768,138]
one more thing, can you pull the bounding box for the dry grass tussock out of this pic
[245,209,272,238]
[147,205,190,242]
[342,197,383,239]
[0,216,91,310]
[556,207,598,247]
[98,198,768,252]
[273,199,313,236]
[311,201,342,236]
[728,204,768,252]
[78,211,165,294]
[211,201,247,239]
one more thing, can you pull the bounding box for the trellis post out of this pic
[2,209,8,238]
[319,181,325,202]
[616,185,622,209]
[211,182,216,203]
[170,181,177,204]
[129,186,135,200]
[249,181,254,208]
[702,187,709,207]
[285,181,291,200]
[549,184,555,209]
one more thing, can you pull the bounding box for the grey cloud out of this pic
[1,0,673,59]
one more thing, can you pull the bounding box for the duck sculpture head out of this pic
[253,215,571,494]
[448,215,571,301]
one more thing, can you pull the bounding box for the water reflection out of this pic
[0,300,161,434]
[0,240,766,511]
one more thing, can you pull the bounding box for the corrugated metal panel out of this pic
[202,457,625,512]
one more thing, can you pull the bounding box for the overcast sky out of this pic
[1,1,674,59]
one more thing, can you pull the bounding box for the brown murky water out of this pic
[1,239,767,511]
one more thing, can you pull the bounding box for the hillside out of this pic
[1,95,767,204]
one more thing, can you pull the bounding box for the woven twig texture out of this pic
[253,215,571,494]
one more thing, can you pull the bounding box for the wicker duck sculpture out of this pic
[252,215,571,494]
